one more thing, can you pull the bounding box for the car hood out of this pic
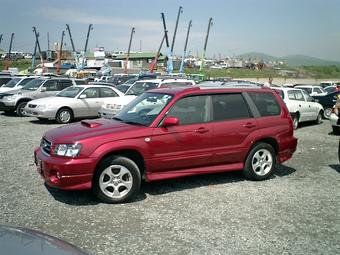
[28,96,76,106]
[0,224,88,255]
[0,87,19,93]
[44,118,148,144]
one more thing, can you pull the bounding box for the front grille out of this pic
[28,104,37,108]
[41,137,52,156]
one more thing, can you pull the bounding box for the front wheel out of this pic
[56,108,73,124]
[93,156,141,203]
[324,107,332,119]
[292,115,299,130]
[16,102,28,117]
[243,143,276,181]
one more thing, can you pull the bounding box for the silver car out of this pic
[24,85,124,123]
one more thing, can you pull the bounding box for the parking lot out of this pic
[0,113,339,255]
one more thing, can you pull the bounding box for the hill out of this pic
[237,52,340,66]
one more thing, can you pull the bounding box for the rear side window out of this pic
[74,79,87,85]
[99,87,118,97]
[58,80,73,90]
[212,93,250,121]
[248,92,281,117]
[43,80,58,91]
[288,90,304,101]
[20,78,35,86]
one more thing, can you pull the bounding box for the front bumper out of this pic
[0,101,15,111]
[329,113,339,127]
[24,107,57,119]
[34,148,98,190]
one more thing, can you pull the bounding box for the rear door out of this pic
[211,93,257,165]
[38,79,59,99]
[150,95,213,172]
[287,89,309,121]
[77,87,101,117]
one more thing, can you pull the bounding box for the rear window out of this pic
[248,92,281,117]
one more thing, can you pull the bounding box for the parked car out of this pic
[34,86,298,203]
[24,85,124,123]
[106,74,138,85]
[115,84,133,94]
[98,78,196,119]
[294,85,327,96]
[0,77,77,116]
[0,76,38,93]
[324,85,337,94]
[0,224,88,255]
[319,81,340,88]
[313,91,340,118]
[272,87,324,129]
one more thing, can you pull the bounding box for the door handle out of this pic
[195,127,209,134]
[243,123,256,128]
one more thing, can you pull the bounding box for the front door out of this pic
[149,95,213,173]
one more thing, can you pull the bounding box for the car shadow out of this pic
[29,119,58,125]
[328,164,340,173]
[297,121,323,130]
[0,111,17,117]
[44,164,295,205]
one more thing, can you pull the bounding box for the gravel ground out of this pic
[0,113,339,255]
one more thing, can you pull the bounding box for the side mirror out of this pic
[40,87,47,92]
[79,94,87,99]
[162,117,179,127]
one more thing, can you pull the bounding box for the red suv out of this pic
[34,86,297,203]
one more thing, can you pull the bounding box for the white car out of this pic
[98,78,195,119]
[0,76,38,93]
[294,85,327,96]
[24,85,124,123]
[272,87,324,129]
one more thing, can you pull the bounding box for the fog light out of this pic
[49,170,61,184]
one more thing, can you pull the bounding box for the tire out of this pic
[16,101,28,117]
[56,108,73,124]
[324,107,332,119]
[93,156,141,203]
[243,143,276,181]
[292,115,299,130]
[315,111,322,124]
[332,126,340,135]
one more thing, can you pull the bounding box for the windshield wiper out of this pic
[112,117,123,121]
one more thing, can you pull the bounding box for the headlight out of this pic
[37,104,46,110]
[4,95,18,101]
[54,144,82,157]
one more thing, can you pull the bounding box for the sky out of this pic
[0,0,340,61]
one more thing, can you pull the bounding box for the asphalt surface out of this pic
[0,113,339,255]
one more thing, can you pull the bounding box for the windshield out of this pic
[116,85,130,94]
[123,78,138,85]
[299,87,312,94]
[3,78,21,88]
[115,92,173,126]
[125,81,158,96]
[56,86,83,98]
[22,79,44,91]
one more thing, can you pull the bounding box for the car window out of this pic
[212,93,250,121]
[314,87,322,94]
[288,90,305,102]
[58,80,73,90]
[20,78,35,86]
[99,87,118,98]
[248,92,281,117]
[43,80,58,91]
[74,79,87,85]
[125,82,158,96]
[81,87,99,98]
[168,95,210,125]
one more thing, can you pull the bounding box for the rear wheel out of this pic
[56,108,73,124]
[243,143,276,181]
[315,111,322,124]
[16,101,28,117]
[93,156,141,203]
[292,115,299,130]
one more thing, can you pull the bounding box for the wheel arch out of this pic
[56,106,74,119]
[15,98,31,108]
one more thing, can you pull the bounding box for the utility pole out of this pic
[161,12,172,74]
[0,34,3,49]
[4,33,14,70]
[47,32,50,51]
[65,24,76,52]
[171,6,183,53]
[150,35,165,73]
[31,39,37,69]
[139,40,142,52]
[124,27,135,74]
[57,30,65,74]
[84,24,93,53]
[200,18,213,72]
[33,27,45,72]
[179,20,192,73]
